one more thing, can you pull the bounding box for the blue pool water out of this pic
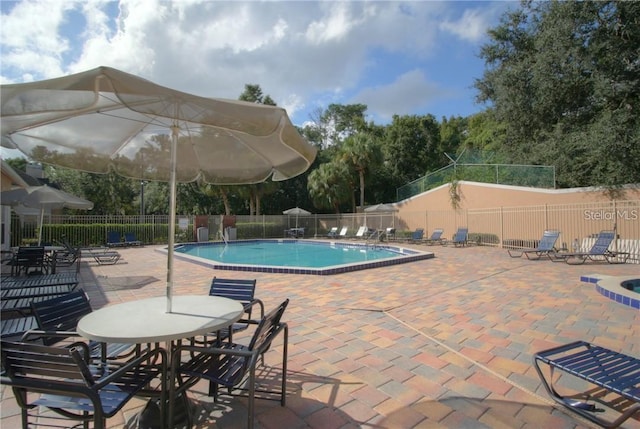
[173,239,434,275]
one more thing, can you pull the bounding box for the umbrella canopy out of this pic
[283,207,311,228]
[0,185,93,245]
[364,203,397,212]
[364,203,397,229]
[1,66,317,312]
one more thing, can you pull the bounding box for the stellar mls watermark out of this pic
[583,209,638,221]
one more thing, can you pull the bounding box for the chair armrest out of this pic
[91,346,167,390]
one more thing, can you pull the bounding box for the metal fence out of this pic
[8,200,640,263]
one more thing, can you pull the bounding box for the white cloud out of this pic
[351,70,448,123]
[440,7,497,43]
[1,1,509,123]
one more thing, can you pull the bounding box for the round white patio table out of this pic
[77,295,244,344]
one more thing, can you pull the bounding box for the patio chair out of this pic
[385,227,396,241]
[423,228,445,245]
[169,299,289,429]
[124,232,142,246]
[508,230,560,260]
[408,228,424,242]
[9,246,49,276]
[106,231,125,247]
[24,289,137,362]
[338,226,349,238]
[206,277,264,342]
[448,227,469,247]
[551,230,629,264]
[327,226,338,238]
[0,340,166,429]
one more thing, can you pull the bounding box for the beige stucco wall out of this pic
[395,181,640,212]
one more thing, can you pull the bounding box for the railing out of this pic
[7,200,639,263]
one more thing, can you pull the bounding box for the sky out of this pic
[0,0,513,128]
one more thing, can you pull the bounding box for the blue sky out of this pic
[1,1,513,127]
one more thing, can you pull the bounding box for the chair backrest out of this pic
[356,226,368,237]
[329,227,338,233]
[15,246,46,267]
[209,277,257,308]
[339,227,348,236]
[248,299,289,352]
[107,231,121,244]
[125,232,136,241]
[537,230,560,251]
[412,229,424,240]
[588,231,615,255]
[1,340,92,385]
[30,289,93,345]
[429,229,444,240]
[453,228,468,242]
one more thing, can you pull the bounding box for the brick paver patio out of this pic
[1,242,638,428]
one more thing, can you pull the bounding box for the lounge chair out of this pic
[337,226,349,238]
[124,232,142,246]
[82,248,121,265]
[423,228,445,245]
[354,226,370,239]
[385,227,396,241]
[534,341,640,428]
[448,227,468,247]
[407,228,425,243]
[106,231,125,247]
[508,230,560,260]
[551,230,629,264]
[327,227,338,238]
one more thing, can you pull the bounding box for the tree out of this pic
[340,132,382,209]
[382,114,442,189]
[476,1,640,187]
[308,103,369,148]
[307,161,351,213]
[238,84,276,105]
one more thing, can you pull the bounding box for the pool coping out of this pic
[159,239,435,275]
[581,273,640,310]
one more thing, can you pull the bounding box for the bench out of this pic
[534,341,640,428]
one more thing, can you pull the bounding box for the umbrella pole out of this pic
[38,207,44,246]
[166,125,179,313]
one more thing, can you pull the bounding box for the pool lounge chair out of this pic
[551,230,629,264]
[423,228,445,245]
[124,232,142,246]
[327,227,338,238]
[447,228,469,247]
[106,231,125,247]
[82,248,121,265]
[508,230,560,260]
[408,228,424,243]
[354,226,370,239]
[534,341,640,428]
[337,226,349,239]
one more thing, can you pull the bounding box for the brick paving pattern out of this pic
[1,242,638,428]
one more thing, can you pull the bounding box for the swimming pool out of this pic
[172,239,434,275]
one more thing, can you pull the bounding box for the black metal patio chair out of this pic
[0,340,166,429]
[169,298,289,429]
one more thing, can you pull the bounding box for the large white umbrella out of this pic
[1,66,317,312]
[0,185,93,245]
[282,207,311,228]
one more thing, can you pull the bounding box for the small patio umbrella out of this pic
[364,203,397,229]
[0,185,93,245]
[282,207,311,228]
[1,66,317,312]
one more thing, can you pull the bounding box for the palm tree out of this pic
[340,133,382,209]
[307,161,351,213]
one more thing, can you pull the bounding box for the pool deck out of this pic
[2,242,639,428]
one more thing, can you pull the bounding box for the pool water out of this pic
[173,239,433,275]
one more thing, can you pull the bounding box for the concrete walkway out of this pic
[2,242,639,428]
